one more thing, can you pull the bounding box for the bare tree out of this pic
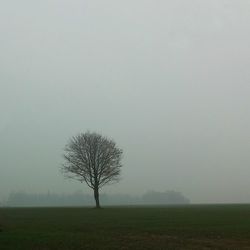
[62,132,123,208]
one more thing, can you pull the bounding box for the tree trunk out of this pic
[94,187,100,208]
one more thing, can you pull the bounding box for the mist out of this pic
[1,0,250,204]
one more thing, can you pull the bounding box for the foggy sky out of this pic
[1,0,250,203]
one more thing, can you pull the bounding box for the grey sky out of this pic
[1,0,250,203]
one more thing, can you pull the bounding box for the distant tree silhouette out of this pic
[5,191,190,207]
[142,190,190,204]
[62,132,123,208]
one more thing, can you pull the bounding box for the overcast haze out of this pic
[1,0,250,204]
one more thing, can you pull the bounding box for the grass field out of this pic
[1,205,250,249]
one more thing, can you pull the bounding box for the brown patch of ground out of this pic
[119,233,250,250]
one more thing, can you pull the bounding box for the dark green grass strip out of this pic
[1,205,250,249]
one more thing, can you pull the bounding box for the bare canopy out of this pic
[62,132,123,208]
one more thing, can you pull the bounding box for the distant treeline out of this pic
[4,190,190,207]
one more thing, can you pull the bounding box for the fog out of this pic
[1,0,250,204]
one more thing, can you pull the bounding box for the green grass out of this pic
[1,205,250,249]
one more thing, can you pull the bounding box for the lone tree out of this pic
[62,132,123,208]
